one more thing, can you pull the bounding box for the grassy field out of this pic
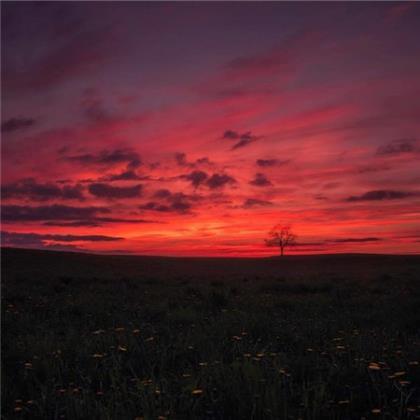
[2,248,420,419]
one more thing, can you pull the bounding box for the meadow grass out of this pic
[2,249,420,419]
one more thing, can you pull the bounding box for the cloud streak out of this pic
[64,148,141,169]
[88,183,143,199]
[223,130,260,150]
[1,117,36,133]
[2,179,84,201]
[249,173,272,187]
[346,190,418,202]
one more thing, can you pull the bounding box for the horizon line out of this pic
[2,246,419,259]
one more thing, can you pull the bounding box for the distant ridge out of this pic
[1,246,419,260]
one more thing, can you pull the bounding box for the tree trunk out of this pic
[280,246,284,256]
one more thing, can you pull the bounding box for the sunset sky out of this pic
[2,2,420,256]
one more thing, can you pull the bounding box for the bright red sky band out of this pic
[1,2,420,256]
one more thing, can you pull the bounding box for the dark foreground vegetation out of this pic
[2,248,420,419]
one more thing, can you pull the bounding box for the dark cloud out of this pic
[175,152,188,166]
[153,189,172,199]
[64,148,141,169]
[249,173,272,187]
[223,130,259,150]
[346,190,417,202]
[182,170,209,188]
[243,198,273,208]
[43,220,102,227]
[139,202,171,212]
[103,170,146,182]
[1,204,109,222]
[140,190,195,214]
[1,117,36,133]
[171,200,191,213]
[223,130,240,140]
[1,231,123,252]
[43,217,158,227]
[256,158,290,167]
[232,133,259,150]
[2,231,124,247]
[292,237,383,247]
[331,237,382,243]
[376,138,417,156]
[88,183,142,199]
[1,179,84,201]
[174,153,212,168]
[139,200,191,214]
[1,204,157,226]
[206,173,237,189]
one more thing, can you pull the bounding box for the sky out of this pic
[1,1,420,256]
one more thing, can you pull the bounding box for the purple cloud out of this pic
[88,183,142,199]
[2,179,84,201]
[206,173,237,189]
[1,117,36,133]
[249,173,272,187]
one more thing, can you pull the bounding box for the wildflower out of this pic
[24,362,33,369]
[192,389,203,395]
[118,345,128,352]
[145,337,155,342]
[115,327,125,332]
[371,409,381,414]
[92,330,104,335]
[14,407,23,412]
[132,329,140,334]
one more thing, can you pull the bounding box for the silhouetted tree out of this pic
[265,225,296,256]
